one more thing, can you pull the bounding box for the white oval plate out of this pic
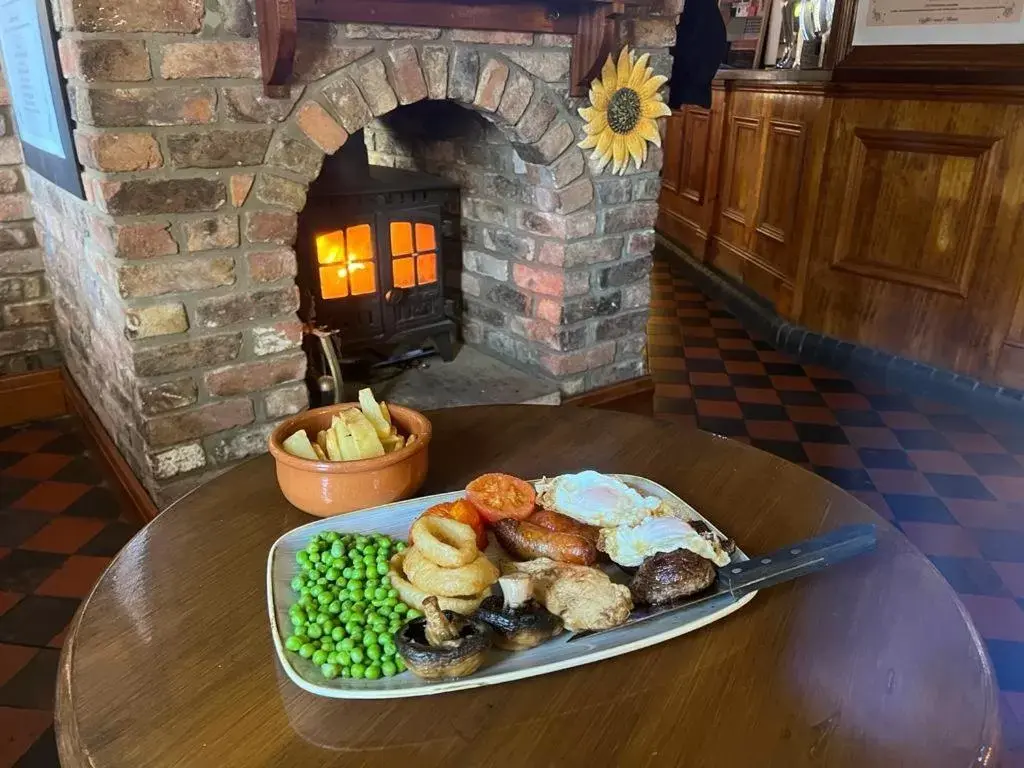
[267,474,756,699]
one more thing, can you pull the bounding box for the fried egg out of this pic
[536,470,661,527]
[598,516,732,568]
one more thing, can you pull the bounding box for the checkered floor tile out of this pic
[610,252,1024,760]
[0,416,139,767]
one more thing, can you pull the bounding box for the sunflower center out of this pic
[607,87,641,135]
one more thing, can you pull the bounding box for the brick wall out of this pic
[37,0,679,503]
[0,64,60,374]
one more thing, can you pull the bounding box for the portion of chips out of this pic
[283,388,407,462]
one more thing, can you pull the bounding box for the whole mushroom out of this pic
[474,574,563,651]
[395,596,493,680]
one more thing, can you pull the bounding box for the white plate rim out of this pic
[266,474,758,699]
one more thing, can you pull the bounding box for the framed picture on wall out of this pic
[0,0,84,197]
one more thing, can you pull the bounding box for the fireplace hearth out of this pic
[297,147,458,365]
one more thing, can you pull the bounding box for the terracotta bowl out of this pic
[267,403,431,517]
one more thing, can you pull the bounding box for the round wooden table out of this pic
[56,406,1000,767]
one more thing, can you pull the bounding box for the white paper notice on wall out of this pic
[853,0,1024,44]
[0,0,66,158]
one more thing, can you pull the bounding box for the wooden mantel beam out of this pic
[256,0,640,97]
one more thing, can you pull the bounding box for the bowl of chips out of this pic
[268,389,431,517]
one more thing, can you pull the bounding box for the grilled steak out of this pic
[629,548,716,605]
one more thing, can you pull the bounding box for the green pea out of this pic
[335,577,348,589]
[395,656,406,672]
[351,566,366,580]
[340,637,355,651]
[382,643,397,659]
[328,600,342,614]
[381,661,398,677]
[342,567,354,579]
[371,587,387,601]
[341,667,351,678]
[299,643,316,659]
[312,649,328,665]
[309,551,320,563]
[349,647,365,665]
[350,663,366,680]
[364,545,377,559]
[290,576,304,592]
[331,627,345,642]
[376,562,389,576]
[289,613,304,628]
[330,542,344,558]
[395,541,407,552]
[365,664,381,680]
[383,597,398,609]
[309,585,323,598]
[335,649,351,666]
[297,551,310,566]
[317,591,332,606]
[365,644,382,662]
[349,588,364,602]
[350,628,364,643]
[321,663,340,680]
[362,555,374,568]
[394,603,408,615]
[324,567,338,581]
[316,576,327,586]
[307,624,323,639]
[406,609,423,621]
[285,635,303,652]
[320,639,334,652]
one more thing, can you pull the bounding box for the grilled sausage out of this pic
[492,518,598,566]
[528,509,600,547]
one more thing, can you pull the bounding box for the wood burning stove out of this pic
[296,150,458,362]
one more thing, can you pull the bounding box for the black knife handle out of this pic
[718,524,878,597]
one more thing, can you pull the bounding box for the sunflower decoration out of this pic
[578,47,670,175]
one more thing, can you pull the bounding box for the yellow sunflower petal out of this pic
[594,149,613,172]
[578,106,596,122]
[612,134,627,175]
[625,133,645,170]
[596,129,614,158]
[616,48,633,90]
[578,133,599,150]
[590,80,610,111]
[601,54,618,91]
[637,117,662,147]
[629,53,651,89]
[638,74,669,100]
[641,99,672,119]
[584,111,608,135]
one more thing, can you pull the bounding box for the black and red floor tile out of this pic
[0,416,140,766]
[631,251,1024,758]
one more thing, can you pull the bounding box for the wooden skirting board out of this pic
[0,368,159,523]
[563,375,654,408]
[0,369,66,427]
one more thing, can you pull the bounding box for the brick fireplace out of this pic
[27,0,679,505]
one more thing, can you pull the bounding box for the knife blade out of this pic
[565,523,878,643]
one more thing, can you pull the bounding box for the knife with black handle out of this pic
[566,523,878,643]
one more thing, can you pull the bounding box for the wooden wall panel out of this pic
[705,90,826,316]
[800,99,1024,379]
[679,109,712,204]
[657,88,727,259]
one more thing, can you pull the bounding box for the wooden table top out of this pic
[56,405,1000,768]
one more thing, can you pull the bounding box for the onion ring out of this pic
[410,516,478,568]
[388,551,489,613]
[403,547,499,597]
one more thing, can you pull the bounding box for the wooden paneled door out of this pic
[800,98,1024,380]
[657,88,726,258]
[707,88,827,317]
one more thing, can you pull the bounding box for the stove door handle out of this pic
[385,288,405,305]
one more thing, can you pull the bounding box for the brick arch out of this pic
[256,43,596,230]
